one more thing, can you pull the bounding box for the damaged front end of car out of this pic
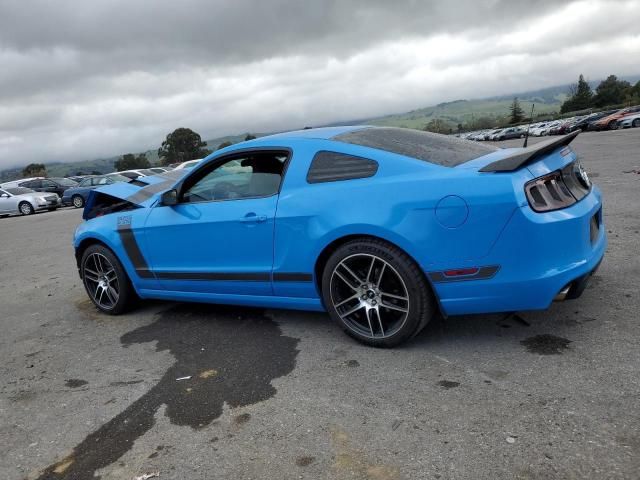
[82,170,185,220]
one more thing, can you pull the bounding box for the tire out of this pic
[19,201,34,215]
[80,244,136,315]
[72,195,84,208]
[633,119,640,128]
[609,120,618,130]
[321,238,436,347]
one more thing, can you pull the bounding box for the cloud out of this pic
[0,0,638,168]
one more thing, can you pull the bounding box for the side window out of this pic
[42,180,56,188]
[181,151,288,203]
[79,179,92,187]
[307,151,378,183]
[97,177,110,185]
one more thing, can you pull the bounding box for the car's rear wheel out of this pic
[321,238,436,347]
[81,244,136,315]
[609,120,618,130]
[633,119,640,128]
[19,201,34,215]
[72,195,84,208]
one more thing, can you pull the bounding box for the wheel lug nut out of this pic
[371,300,377,306]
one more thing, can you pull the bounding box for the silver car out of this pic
[0,187,61,216]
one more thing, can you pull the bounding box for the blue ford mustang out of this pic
[74,126,605,347]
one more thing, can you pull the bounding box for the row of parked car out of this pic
[462,105,640,142]
[0,158,203,217]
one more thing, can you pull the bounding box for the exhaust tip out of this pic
[554,284,571,302]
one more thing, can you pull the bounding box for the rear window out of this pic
[332,127,498,167]
[51,177,78,186]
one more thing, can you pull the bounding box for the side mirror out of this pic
[160,189,178,206]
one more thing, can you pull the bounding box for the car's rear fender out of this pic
[272,156,525,299]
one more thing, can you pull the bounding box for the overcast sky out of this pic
[1,0,639,168]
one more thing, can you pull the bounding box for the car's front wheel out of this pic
[72,195,84,208]
[19,201,34,215]
[633,119,640,128]
[321,238,436,347]
[81,244,136,314]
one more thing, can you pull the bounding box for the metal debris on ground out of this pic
[175,376,191,381]
[133,472,159,480]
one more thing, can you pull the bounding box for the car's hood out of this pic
[91,169,187,207]
[620,113,640,121]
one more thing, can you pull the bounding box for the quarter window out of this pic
[307,151,378,183]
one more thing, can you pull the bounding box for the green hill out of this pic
[3,76,638,182]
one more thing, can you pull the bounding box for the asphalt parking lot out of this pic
[1,129,639,480]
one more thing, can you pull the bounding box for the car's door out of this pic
[42,179,64,196]
[142,149,289,296]
[0,189,13,213]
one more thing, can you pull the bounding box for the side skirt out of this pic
[137,288,326,312]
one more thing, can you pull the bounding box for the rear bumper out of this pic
[434,187,606,316]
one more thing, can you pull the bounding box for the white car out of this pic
[110,169,151,180]
[174,159,203,170]
[0,177,43,189]
[530,123,551,136]
[618,113,640,128]
[0,186,60,216]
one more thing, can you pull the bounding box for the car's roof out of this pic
[240,125,498,168]
[260,125,365,141]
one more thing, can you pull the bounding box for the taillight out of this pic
[525,161,591,212]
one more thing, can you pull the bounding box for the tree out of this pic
[625,80,640,105]
[158,128,211,166]
[560,74,594,113]
[217,141,233,150]
[593,75,631,107]
[464,116,496,130]
[22,163,47,177]
[509,97,525,124]
[114,153,151,171]
[423,118,450,134]
[244,134,257,141]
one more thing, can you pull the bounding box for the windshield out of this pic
[51,177,78,187]
[106,174,131,183]
[6,187,34,195]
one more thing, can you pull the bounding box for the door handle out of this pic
[240,213,267,223]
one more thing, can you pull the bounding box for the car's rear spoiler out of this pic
[479,130,580,173]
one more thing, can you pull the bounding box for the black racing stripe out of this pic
[117,226,154,279]
[158,169,186,180]
[273,272,313,282]
[154,271,270,282]
[429,265,500,283]
[126,179,175,204]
